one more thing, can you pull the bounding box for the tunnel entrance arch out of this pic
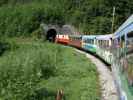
[46,29,57,42]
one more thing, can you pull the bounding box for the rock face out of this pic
[61,25,75,35]
[40,24,78,35]
[40,24,79,41]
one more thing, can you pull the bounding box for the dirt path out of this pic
[75,49,119,100]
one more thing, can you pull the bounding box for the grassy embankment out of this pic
[0,38,101,100]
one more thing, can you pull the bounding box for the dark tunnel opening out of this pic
[46,29,57,42]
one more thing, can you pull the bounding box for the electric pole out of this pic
[111,6,116,34]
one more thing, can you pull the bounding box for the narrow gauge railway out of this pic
[55,15,133,100]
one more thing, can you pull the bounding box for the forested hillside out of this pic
[0,0,132,36]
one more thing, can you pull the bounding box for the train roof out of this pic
[82,35,96,39]
[114,14,133,38]
[69,35,82,37]
[96,34,113,40]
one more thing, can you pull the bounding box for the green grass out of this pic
[0,38,101,100]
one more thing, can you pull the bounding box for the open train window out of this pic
[104,40,107,47]
[127,31,133,54]
[99,40,101,46]
[127,31,133,38]
[85,39,90,43]
[107,40,109,47]
[127,36,133,45]
[101,40,103,47]
[92,39,93,44]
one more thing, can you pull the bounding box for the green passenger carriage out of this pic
[82,35,97,53]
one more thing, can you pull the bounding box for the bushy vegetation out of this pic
[0,2,65,37]
[0,38,100,100]
[0,42,9,55]
[0,0,132,36]
[0,37,10,55]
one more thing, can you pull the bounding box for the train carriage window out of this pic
[103,40,105,47]
[105,40,107,47]
[108,40,110,47]
[85,39,87,43]
[101,40,103,47]
[92,39,94,44]
[77,37,80,40]
[104,40,106,47]
[127,31,133,54]
[90,39,92,44]
[98,40,100,46]
[90,39,92,43]
[120,35,126,48]
[99,40,101,46]
[107,40,108,47]
[102,40,104,46]
[106,40,108,47]
[75,37,77,40]
[102,40,103,47]
[102,40,104,47]
[100,40,102,46]
[99,40,100,46]
[104,40,105,47]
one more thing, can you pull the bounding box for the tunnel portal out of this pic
[46,29,57,42]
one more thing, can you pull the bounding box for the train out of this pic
[55,15,133,100]
[56,34,113,64]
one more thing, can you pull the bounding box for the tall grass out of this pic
[0,40,58,99]
[0,39,101,100]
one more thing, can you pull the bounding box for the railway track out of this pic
[75,49,119,100]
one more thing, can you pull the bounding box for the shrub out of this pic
[0,42,60,99]
[0,3,65,37]
[0,40,101,100]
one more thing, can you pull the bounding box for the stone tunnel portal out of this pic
[46,29,57,42]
